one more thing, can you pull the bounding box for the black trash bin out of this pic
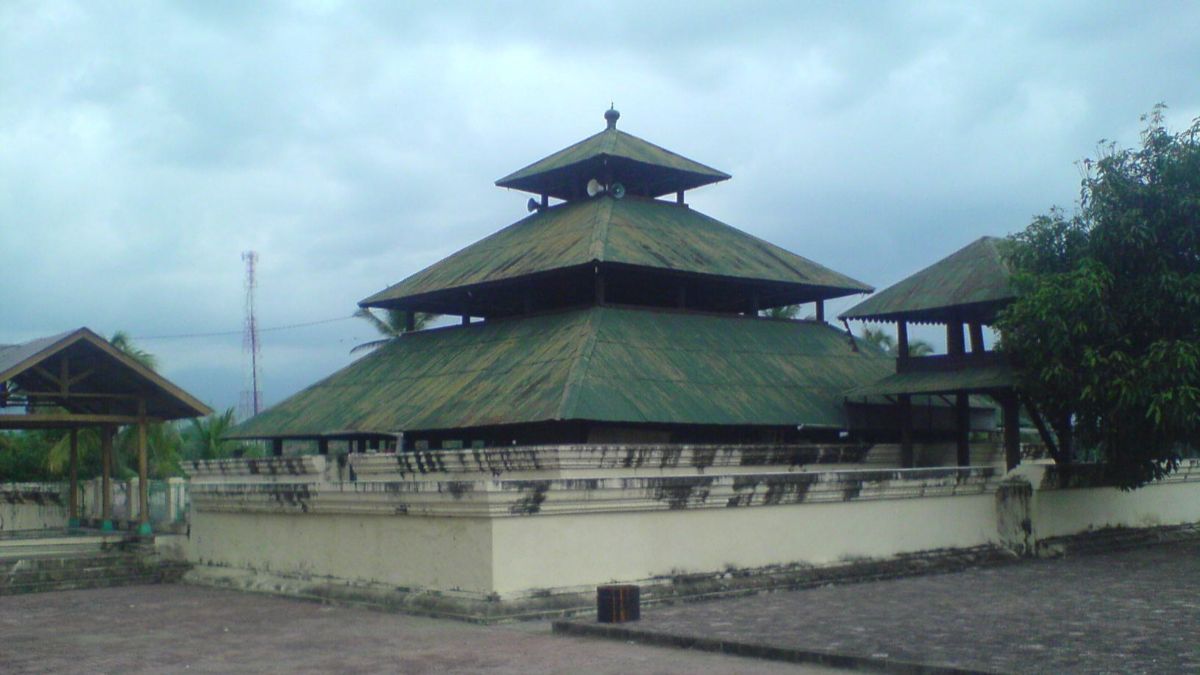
[597,584,640,623]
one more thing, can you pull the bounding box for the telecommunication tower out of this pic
[240,251,263,418]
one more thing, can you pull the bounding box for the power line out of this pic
[133,315,355,341]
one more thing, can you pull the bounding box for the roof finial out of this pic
[604,106,620,130]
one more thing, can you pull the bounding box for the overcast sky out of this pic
[3,1,1198,416]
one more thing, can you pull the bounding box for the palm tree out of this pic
[861,327,895,353]
[351,308,437,354]
[760,305,801,320]
[183,407,256,460]
[859,327,935,357]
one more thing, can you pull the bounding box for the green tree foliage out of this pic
[351,308,437,354]
[998,106,1200,489]
[860,326,934,357]
[183,407,257,461]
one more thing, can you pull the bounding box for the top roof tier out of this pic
[495,109,731,200]
[840,236,1016,325]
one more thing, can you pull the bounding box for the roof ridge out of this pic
[587,196,615,261]
[556,309,602,420]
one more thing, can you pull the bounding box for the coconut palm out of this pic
[351,308,437,354]
[860,327,935,357]
[760,305,801,320]
[183,407,256,460]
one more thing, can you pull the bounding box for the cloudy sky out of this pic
[3,1,1198,415]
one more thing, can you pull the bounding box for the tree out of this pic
[860,326,934,357]
[351,308,437,354]
[997,106,1200,489]
[183,407,257,461]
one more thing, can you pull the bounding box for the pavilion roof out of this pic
[495,111,730,200]
[844,364,1014,398]
[0,328,211,426]
[228,305,894,439]
[360,195,872,309]
[840,236,1016,325]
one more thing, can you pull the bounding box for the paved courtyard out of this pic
[560,539,1200,673]
[0,583,836,674]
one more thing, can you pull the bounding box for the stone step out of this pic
[0,551,188,596]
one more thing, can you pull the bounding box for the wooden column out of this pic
[955,394,971,467]
[897,321,909,360]
[404,312,415,332]
[271,438,284,456]
[594,269,606,304]
[899,394,914,468]
[68,429,79,528]
[1002,392,1021,471]
[947,320,965,355]
[101,425,113,531]
[969,323,985,353]
[318,438,329,455]
[461,315,470,326]
[815,300,825,322]
[137,399,151,536]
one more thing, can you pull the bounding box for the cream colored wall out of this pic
[189,511,495,596]
[490,493,999,596]
[1034,480,1200,539]
[0,500,67,532]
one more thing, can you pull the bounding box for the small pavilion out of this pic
[0,328,211,534]
[841,236,1023,470]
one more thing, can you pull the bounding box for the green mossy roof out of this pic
[495,124,730,199]
[844,364,1014,397]
[360,196,871,307]
[228,306,894,439]
[840,236,1016,324]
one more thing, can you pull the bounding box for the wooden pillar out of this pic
[318,438,329,455]
[748,292,759,316]
[899,394,914,468]
[271,438,284,457]
[947,320,965,355]
[100,425,113,531]
[897,321,909,360]
[955,394,971,467]
[594,269,606,305]
[461,315,470,326]
[1002,392,1021,471]
[137,399,151,536]
[815,300,825,322]
[540,194,548,210]
[404,312,415,332]
[676,190,685,205]
[969,323,985,353]
[68,429,79,528]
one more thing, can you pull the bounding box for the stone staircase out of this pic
[0,533,188,595]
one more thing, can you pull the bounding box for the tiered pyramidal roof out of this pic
[234,111,887,446]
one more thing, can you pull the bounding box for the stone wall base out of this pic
[183,545,1018,624]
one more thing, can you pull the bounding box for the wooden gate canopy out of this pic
[1,328,210,534]
[0,328,210,429]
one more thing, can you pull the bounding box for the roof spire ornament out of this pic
[605,106,620,130]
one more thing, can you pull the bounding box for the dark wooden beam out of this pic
[1002,391,1021,471]
[947,320,965,355]
[899,393,914,468]
[272,438,284,457]
[404,312,415,332]
[955,394,970,466]
[816,300,825,322]
[897,321,910,360]
[969,323,985,353]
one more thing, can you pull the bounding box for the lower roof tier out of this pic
[360,195,871,314]
[228,305,894,440]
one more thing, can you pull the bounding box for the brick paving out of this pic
[559,540,1200,674]
[0,584,839,674]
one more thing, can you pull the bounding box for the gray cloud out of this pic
[3,0,1198,413]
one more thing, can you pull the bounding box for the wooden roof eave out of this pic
[0,328,212,421]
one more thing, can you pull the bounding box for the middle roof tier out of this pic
[361,195,872,317]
